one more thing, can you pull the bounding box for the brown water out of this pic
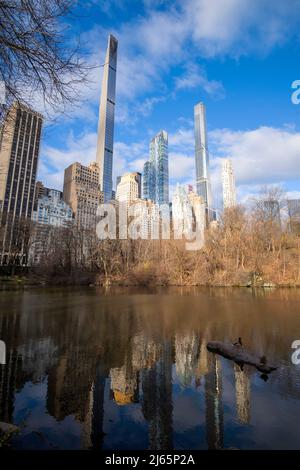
[0,286,299,450]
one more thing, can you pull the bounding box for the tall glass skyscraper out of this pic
[143,131,169,205]
[143,161,156,201]
[154,130,169,205]
[194,102,212,208]
[96,34,118,202]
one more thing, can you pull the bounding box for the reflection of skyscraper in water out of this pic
[131,332,160,370]
[234,364,251,424]
[195,339,209,387]
[46,334,100,423]
[175,333,200,387]
[0,312,21,423]
[141,341,173,450]
[82,365,107,449]
[205,353,223,449]
[110,360,139,406]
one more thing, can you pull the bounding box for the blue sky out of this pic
[38,0,300,209]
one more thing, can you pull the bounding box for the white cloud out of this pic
[169,152,195,180]
[209,125,300,207]
[168,128,194,150]
[175,63,225,98]
[209,126,300,185]
[185,0,300,58]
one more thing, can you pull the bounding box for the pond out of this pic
[0,286,299,450]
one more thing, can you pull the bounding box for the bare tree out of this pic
[0,0,90,120]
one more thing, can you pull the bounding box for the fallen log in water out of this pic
[206,341,278,374]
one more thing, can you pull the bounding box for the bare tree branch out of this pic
[0,0,91,121]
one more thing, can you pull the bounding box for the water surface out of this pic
[0,286,299,450]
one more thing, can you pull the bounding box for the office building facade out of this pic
[63,162,103,229]
[0,102,43,265]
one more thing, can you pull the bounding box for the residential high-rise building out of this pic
[152,130,169,205]
[0,102,43,265]
[143,160,156,202]
[34,181,48,209]
[116,172,139,206]
[116,173,156,238]
[222,158,237,209]
[130,198,160,239]
[30,189,73,265]
[96,34,118,202]
[32,189,73,227]
[194,102,212,208]
[172,184,206,241]
[63,162,103,229]
[143,131,169,205]
[133,172,142,199]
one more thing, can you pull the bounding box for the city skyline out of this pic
[33,1,300,209]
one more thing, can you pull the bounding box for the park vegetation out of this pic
[6,187,298,288]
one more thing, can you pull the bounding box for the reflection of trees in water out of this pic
[0,288,299,449]
[0,310,22,423]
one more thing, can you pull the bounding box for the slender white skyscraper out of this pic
[96,34,118,202]
[194,102,212,209]
[222,158,237,209]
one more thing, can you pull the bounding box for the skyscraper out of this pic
[132,172,142,199]
[143,131,169,205]
[222,158,237,209]
[194,102,212,208]
[63,162,103,229]
[0,102,43,265]
[116,173,140,198]
[153,130,169,205]
[96,34,118,202]
[116,172,139,206]
[143,160,156,201]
